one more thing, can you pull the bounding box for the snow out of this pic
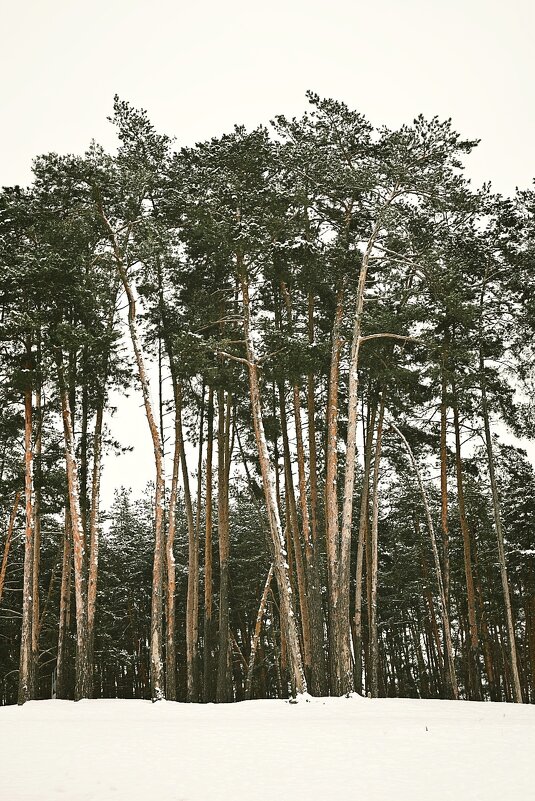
[1,695,534,801]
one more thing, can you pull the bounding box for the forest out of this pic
[1,92,535,707]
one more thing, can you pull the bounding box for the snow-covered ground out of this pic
[1,694,533,800]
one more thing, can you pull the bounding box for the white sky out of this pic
[2,0,534,504]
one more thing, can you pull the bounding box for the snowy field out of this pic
[1,695,534,801]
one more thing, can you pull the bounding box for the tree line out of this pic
[1,93,535,705]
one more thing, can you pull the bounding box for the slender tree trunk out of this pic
[203,386,215,702]
[86,402,103,697]
[354,397,377,694]
[19,373,34,705]
[56,505,72,699]
[238,264,306,695]
[99,207,165,701]
[165,401,180,700]
[194,382,205,673]
[87,284,118,696]
[306,296,325,663]
[29,367,42,697]
[419,538,445,678]
[479,344,523,702]
[452,378,482,700]
[282,283,327,695]
[173,380,199,702]
[57,353,91,700]
[369,396,385,698]
[390,421,458,700]
[278,380,312,675]
[245,564,274,699]
[0,490,21,605]
[293,382,327,696]
[440,353,450,611]
[336,213,393,696]
[325,283,345,693]
[216,388,232,702]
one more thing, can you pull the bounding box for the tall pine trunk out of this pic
[56,504,72,699]
[452,378,482,700]
[216,388,232,702]
[203,386,215,701]
[354,396,377,694]
[238,263,306,696]
[100,212,166,701]
[18,361,34,705]
[325,284,345,693]
[165,403,180,701]
[57,352,91,700]
[369,396,385,698]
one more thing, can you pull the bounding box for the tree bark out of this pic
[325,283,345,693]
[354,397,377,694]
[203,386,215,702]
[238,264,306,696]
[369,396,385,698]
[57,352,91,700]
[440,351,450,611]
[56,504,72,699]
[18,373,34,704]
[278,380,311,675]
[452,378,482,700]
[165,399,180,701]
[216,388,232,702]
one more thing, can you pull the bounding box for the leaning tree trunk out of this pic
[238,262,306,696]
[174,380,199,703]
[245,564,274,699]
[390,422,458,700]
[100,212,166,702]
[0,490,21,605]
[479,343,522,702]
[336,221,385,696]
[336,198,400,696]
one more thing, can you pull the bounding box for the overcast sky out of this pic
[2,0,534,503]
